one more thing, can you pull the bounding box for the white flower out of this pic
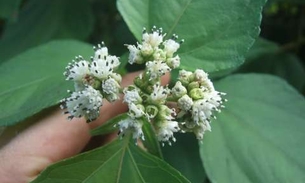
[150,83,169,104]
[171,81,187,98]
[102,78,119,94]
[60,86,103,122]
[117,117,144,140]
[194,69,214,91]
[140,42,154,56]
[128,103,145,119]
[178,69,193,84]
[178,94,193,111]
[126,44,143,64]
[102,77,120,102]
[93,43,108,61]
[156,105,179,145]
[163,39,180,57]
[192,100,211,124]
[191,93,223,124]
[105,55,120,69]
[153,48,166,61]
[146,61,171,80]
[123,88,142,105]
[193,122,211,140]
[142,29,163,48]
[109,73,122,83]
[167,55,180,69]
[157,120,180,145]
[64,56,90,82]
[90,57,114,80]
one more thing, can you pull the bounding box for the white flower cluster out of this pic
[117,84,180,146]
[60,27,226,145]
[126,26,183,81]
[61,43,122,122]
[173,69,226,140]
[117,87,145,142]
[115,27,226,145]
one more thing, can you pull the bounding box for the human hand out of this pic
[0,71,170,183]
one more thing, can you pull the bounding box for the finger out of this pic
[0,71,170,182]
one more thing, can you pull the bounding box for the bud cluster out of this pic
[60,43,121,122]
[172,69,227,140]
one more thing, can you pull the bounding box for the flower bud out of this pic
[178,70,193,85]
[140,42,154,56]
[145,105,159,118]
[153,48,167,61]
[129,103,145,119]
[163,39,180,57]
[166,55,180,69]
[172,81,187,98]
[189,88,205,100]
[178,94,193,111]
[187,81,200,91]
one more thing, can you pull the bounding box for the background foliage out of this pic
[0,0,304,182]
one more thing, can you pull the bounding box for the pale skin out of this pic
[0,71,170,183]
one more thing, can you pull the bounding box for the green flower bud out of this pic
[187,81,200,91]
[146,105,159,118]
[189,88,204,100]
[158,105,175,120]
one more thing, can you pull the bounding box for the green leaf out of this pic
[0,0,22,19]
[0,0,94,63]
[142,118,163,158]
[32,137,191,183]
[0,40,93,126]
[244,38,279,63]
[239,38,305,91]
[162,133,207,183]
[90,113,128,136]
[208,38,278,79]
[200,74,305,183]
[117,0,266,73]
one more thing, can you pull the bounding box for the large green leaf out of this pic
[200,74,305,183]
[32,136,191,183]
[239,38,305,91]
[162,133,206,183]
[117,0,266,73]
[208,38,279,79]
[0,0,94,63]
[0,40,93,126]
